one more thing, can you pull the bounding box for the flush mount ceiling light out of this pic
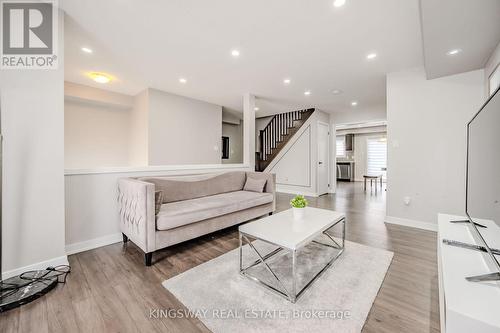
[304,90,311,96]
[351,101,358,106]
[446,48,462,56]
[88,72,112,84]
[332,89,342,94]
[333,0,346,7]
[179,77,187,84]
[366,52,377,60]
[81,47,93,54]
[283,78,291,85]
[231,49,240,57]
[254,107,260,111]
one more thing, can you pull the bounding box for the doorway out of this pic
[317,121,330,195]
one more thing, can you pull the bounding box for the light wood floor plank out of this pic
[0,182,439,332]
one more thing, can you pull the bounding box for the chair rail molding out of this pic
[65,163,250,176]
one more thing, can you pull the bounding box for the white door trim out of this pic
[317,121,330,195]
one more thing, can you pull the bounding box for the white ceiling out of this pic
[60,0,500,117]
[420,0,500,79]
[62,0,424,116]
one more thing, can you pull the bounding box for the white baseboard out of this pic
[2,255,69,280]
[65,233,122,255]
[3,232,123,280]
[385,216,437,232]
[276,187,319,197]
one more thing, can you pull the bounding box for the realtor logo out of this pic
[1,0,58,69]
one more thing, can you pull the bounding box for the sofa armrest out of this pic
[246,171,276,211]
[117,178,156,253]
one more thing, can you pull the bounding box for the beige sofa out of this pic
[117,171,275,265]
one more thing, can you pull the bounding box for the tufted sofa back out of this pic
[139,171,247,203]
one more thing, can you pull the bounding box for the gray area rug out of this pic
[163,238,393,333]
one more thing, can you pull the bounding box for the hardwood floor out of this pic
[0,182,440,333]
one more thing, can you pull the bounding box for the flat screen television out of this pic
[465,85,500,282]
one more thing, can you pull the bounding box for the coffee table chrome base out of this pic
[239,217,345,303]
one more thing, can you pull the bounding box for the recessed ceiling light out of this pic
[446,48,462,56]
[231,49,240,57]
[283,78,291,85]
[366,53,377,60]
[179,78,187,84]
[304,91,311,96]
[254,107,260,111]
[81,47,93,54]
[88,72,112,84]
[351,101,358,106]
[332,89,342,94]
[333,0,346,7]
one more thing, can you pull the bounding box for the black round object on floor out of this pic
[0,270,58,312]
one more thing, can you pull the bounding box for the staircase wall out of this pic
[264,110,331,197]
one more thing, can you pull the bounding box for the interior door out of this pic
[317,122,330,195]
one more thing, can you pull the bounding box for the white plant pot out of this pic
[292,207,305,220]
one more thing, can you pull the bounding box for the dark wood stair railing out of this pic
[256,108,315,171]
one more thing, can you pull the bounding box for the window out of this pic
[336,136,345,157]
[367,136,387,179]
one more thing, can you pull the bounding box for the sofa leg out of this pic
[122,233,128,243]
[269,212,273,216]
[145,253,153,266]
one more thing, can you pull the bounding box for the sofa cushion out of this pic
[243,177,267,193]
[156,190,273,231]
[139,171,246,203]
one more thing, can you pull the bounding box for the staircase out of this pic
[256,108,315,171]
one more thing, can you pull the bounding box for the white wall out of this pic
[63,92,255,256]
[0,15,66,278]
[222,110,241,125]
[65,86,235,169]
[222,122,243,164]
[332,104,386,125]
[222,110,243,164]
[272,126,311,187]
[329,116,337,194]
[485,41,500,97]
[243,94,256,167]
[64,94,255,254]
[148,89,222,165]
[129,89,149,166]
[65,81,133,108]
[386,67,484,228]
[64,83,134,169]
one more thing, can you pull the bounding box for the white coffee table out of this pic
[238,207,346,303]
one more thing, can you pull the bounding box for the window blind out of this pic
[367,137,387,179]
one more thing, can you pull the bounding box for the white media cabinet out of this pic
[438,214,500,333]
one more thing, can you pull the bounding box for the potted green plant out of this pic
[290,195,308,219]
